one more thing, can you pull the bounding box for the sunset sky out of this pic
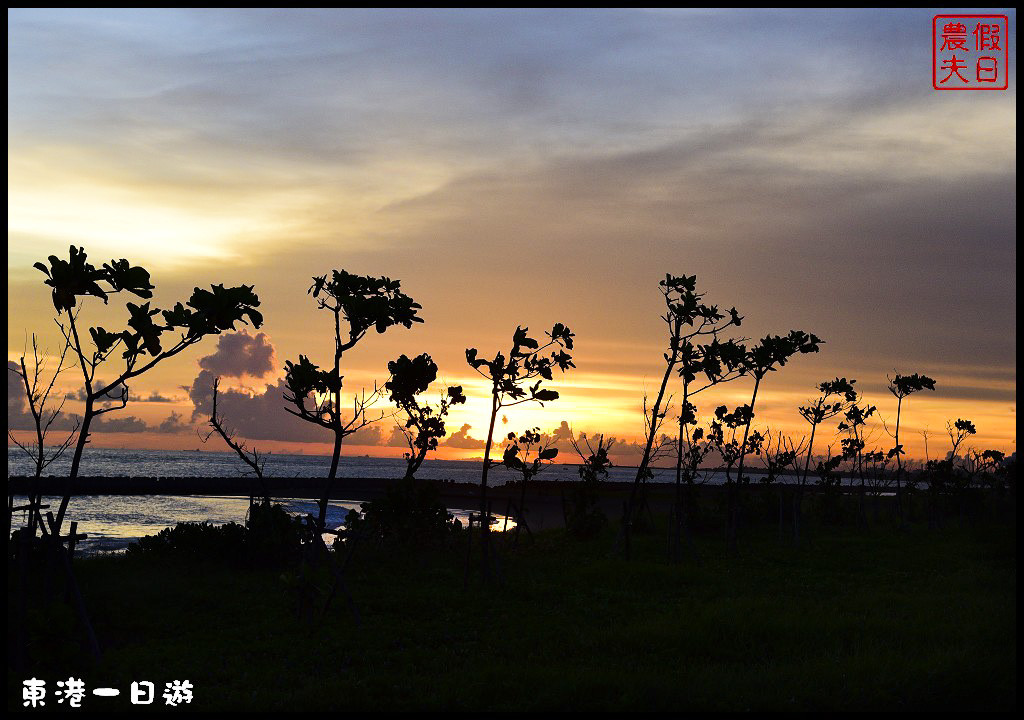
[8,9,1017,464]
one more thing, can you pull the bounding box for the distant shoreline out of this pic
[6,445,923,475]
[7,473,871,497]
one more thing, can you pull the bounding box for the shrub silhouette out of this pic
[921,419,1009,526]
[348,481,460,545]
[813,447,846,525]
[244,501,310,566]
[127,521,248,562]
[759,429,805,539]
[127,503,309,567]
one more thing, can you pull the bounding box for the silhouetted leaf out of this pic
[89,326,122,354]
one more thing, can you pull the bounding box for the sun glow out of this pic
[9,185,245,268]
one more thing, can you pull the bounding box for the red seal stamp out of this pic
[934,14,1009,90]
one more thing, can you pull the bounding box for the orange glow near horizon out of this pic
[8,359,1015,465]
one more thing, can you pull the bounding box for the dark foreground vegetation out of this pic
[8,501,1016,712]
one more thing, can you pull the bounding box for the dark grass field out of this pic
[8,519,1017,711]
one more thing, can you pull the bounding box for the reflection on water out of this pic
[11,495,513,555]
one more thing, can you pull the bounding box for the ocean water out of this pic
[7,448,538,554]
[7,447,833,554]
[6,446,755,484]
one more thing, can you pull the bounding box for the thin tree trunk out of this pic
[477,392,500,580]
[624,339,679,558]
[514,468,530,547]
[318,308,346,531]
[672,382,690,563]
[55,309,94,536]
[318,428,343,530]
[56,399,93,535]
[728,375,761,552]
[893,397,904,526]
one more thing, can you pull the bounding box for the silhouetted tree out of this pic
[885,372,936,525]
[669,424,716,561]
[947,418,977,461]
[625,274,742,558]
[284,270,422,530]
[8,334,80,539]
[924,418,979,527]
[813,445,845,524]
[708,405,757,480]
[963,448,1008,491]
[795,378,857,542]
[727,331,822,550]
[465,323,574,578]
[386,352,466,483]
[33,245,263,536]
[670,335,746,561]
[500,427,558,545]
[200,377,271,503]
[342,354,467,548]
[567,432,613,538]
[759,429,805,540]
[837,390,877,529]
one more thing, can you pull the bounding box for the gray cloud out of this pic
[198,331,276,379]
[344,424,385,447]
[153,411,191,434]
[9,361,191,436]
[187,369,325,443]
[186,370,401,446]
[441,424,487,450]
[143,392,177,403]
[8,360,81,433]
[91,414,148,433]
[65,381,126,405]
[8,361,31,430]
[385,424,413,448]
[9,8,983,232]
[186,337,395,445]
[370,98,1015,398]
